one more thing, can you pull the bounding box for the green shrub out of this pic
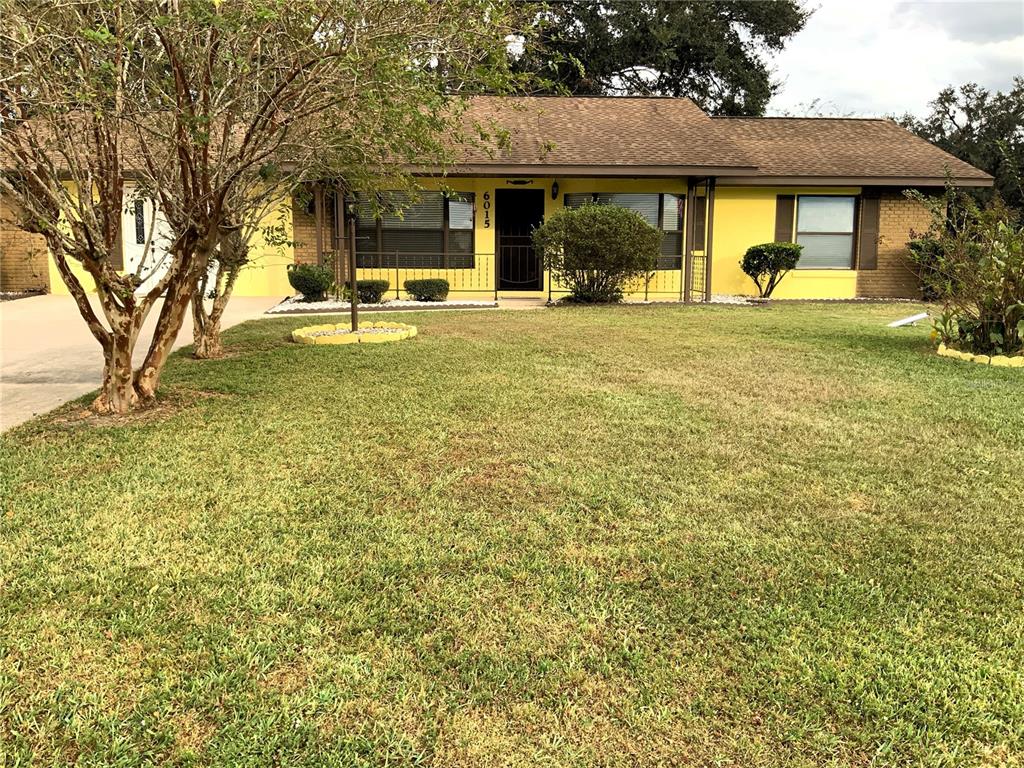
[908,236,945,302]
[287,263,334,302]
[532,204,660,303]
[907,188,1024,355]
[344,279,391,304]
[404,278,449,301]
[741,242,803,298]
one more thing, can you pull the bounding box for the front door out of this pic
[122,183,173,294]
[496,189,545,291]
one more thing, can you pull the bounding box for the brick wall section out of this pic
[856,192,932,299]
[0,197,50,292]
[291,196,341,267]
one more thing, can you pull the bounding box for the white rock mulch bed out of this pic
[267,295,497,315]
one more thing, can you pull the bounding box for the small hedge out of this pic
[287,263,334,302]
[741,242,803,298]
[404,278,449,302]
[344,279,391,304]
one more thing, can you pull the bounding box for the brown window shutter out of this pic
[694,196,707,250]
[774,195,795,242]
[858,193,880,270]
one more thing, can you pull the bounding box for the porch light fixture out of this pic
[551,181,559,199]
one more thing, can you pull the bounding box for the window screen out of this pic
[356,191,474,269]
[564,192,681,269]
[796,196,856,269]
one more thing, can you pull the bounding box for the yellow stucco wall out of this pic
[711,186,860,300]
[350,177,691,301]
[49,195,294,297]
[40,179,864,301]
[351,178,863,302]
[231,201,294,297]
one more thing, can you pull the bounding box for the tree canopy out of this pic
[899,78,1024,212]
[515,0,810,115]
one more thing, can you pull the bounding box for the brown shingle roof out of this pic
[445,96,992,185]
[716,117,992,184]
[451,96,756,174]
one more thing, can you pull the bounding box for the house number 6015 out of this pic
[483,192,491,228]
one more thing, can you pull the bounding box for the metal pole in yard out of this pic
[347,198,358,332]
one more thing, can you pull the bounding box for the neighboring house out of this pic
[1,96,991,301]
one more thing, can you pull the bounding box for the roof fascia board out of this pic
[716,175,994,188]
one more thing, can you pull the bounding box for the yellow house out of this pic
[289,96,992,303]
[1,96,992,301]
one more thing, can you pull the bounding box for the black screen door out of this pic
[496,189,545,291]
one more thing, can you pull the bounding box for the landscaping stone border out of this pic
[291,321,418,345]
[937,343,1024,368]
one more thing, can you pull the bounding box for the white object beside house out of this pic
[887,312,929,328]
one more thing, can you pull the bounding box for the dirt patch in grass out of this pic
[47,387,231,429]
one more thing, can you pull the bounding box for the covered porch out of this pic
[296,174,720,304]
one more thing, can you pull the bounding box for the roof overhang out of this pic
[411,164,759,178]
[716,175,994,188]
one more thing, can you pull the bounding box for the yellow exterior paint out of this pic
[49,194,295,297]
[47,182,97,295]
[41,177,865,301]
[352,178,862,302]
[231,199,295,297]
[354,176,690,301]
[711,186,860,300]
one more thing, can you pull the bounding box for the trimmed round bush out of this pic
[344,279,391,304]
[404,278,449,301]
[741,242,803,298]
[532,204,660,303]
[287,263,334,302]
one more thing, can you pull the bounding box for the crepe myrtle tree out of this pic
[190,199,292,360]
[0,0,533,411]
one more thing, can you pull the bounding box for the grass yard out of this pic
[1,303,1022,767]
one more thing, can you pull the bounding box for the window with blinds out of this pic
[564,192,683,269]
[356,191,475,269]
[795,196,856,269]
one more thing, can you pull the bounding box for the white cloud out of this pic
[767,0,1024,118]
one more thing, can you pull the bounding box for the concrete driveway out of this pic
[0,294,280,431]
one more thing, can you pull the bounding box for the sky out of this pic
[766,0,1024,118]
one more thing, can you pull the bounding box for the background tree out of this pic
[898,78,1024,212]
[1,0,530,411]
[515,0,809,115]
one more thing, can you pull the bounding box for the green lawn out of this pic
[1,303,1022,767]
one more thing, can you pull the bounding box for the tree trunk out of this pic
[193,318,223,358]
[135,244,213,401]
[192,249,242,361]
[93,333,140,414]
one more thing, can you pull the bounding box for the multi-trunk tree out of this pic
[1,0,530,410]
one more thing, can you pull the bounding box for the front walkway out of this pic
[0,295,279,431]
